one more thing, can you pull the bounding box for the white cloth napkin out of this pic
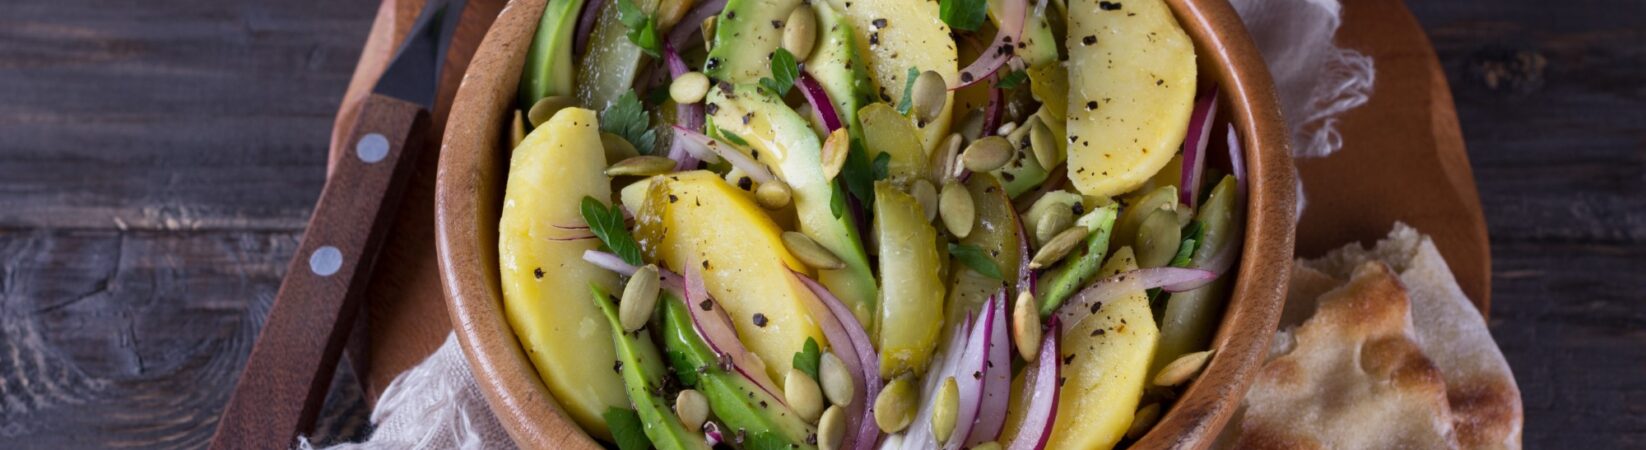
[309,1,1372,447]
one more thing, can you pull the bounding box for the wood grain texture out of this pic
[0,0,1640,448]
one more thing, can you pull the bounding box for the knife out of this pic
[210,0,467,447]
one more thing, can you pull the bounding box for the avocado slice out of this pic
[1035,203,1119,316]
[705,0,802,83]
[519,0,587,109]
[588,285,710,450]
[706,84,880,328]
[987,0,1060,69]
[803,2,876,132]
[992,130,1051,198]
[660,296,818,448]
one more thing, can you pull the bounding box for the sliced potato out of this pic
[1049,246,1158,449]
[825,0,957,152]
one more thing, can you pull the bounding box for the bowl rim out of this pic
[434,0,1294,448]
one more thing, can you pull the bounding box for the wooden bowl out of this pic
[434,0,1295,447]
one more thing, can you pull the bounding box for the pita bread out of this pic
[1235,262,1460,449]
[1300,223,1523,449]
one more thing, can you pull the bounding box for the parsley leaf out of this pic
[949,243,1003,280]
[830,181,846,219]
[793,337,822,380]
[759,48,800,96]
[581,196,644,266]
[940,0,988,32]
[896,67,920,115]
[616,0,661,57]
[841,136,876,209]
[602,91,657,154]
[602,408,651,450]
[1170,220,1205,268]
[870,152,891,181]
[717,127,750,146]
[995,69,1029,89]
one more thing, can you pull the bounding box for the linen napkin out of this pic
[307,0,1373,447]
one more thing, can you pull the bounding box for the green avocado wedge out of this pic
[706,0,802,83]
[519,0,587,109]
[705,84,880,329]
[589,285,710,450]
[803,2,876,132]
[1153,175,1244,374]
[1036,203,1120,316]
[660,296,818,448]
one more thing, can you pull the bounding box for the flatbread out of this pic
[1301,223,1523,449]
[1235,261,1459,449]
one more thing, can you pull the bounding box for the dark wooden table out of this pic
[0,0,1640,448]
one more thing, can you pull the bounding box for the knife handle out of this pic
[211,94,429,449]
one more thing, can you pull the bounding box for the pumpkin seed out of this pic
[782,6,818,60]
[957,109,986,143]
[605,156,677,177]
[670,71,711,105]
[874,375,918,433]
[1008,115,1038,148]
[619,265,661,331]
[962,136,1014,172]
[821,128,850,182]
[675,389,709,430]
[1030,225,1090,269]
[932,377,959,444]
[1136,208,1183,268]
[1013,291,1043,361]
[911,179,939,223]
[820,352,854,406]
[785,368,825,422]
[601,132,641,162]
[1154,350,1214,387]
[783,231,846,270]
[1126,403,1163,440]
[527,95,576,127]
[510,110,526,149]
[1033,206,1075,247]
[701,16,717,49]
[756,180,793,209]
[818,405,847,450]
[1030,116,1060,168]
[912,70,948,124]
[939,181,975,238]
[930,133,964,183]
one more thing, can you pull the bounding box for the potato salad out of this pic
[496,0,1247,447]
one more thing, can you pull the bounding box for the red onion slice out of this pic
[683,264,787,404]
[980,87,1005,138]
[665,0,727,51]
[1054,268,1216,329]
[703,421,725,446]
[950,0,1026,90]
[1179,88,1219,208]
[671,126,782,184]
[793,271,883,450]
[1226,124,1247,197]
[941,296,1000,450]
[797,73,844,132]
[582,250,689,296]
[572,0,606,57]
[663,42,707,170]
[967,293,1012,445]
[1005,318,1060,450]
[900,312,975,450]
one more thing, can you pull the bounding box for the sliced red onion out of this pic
[663,42,707,170]
[572,0,606,57]
[1179,88,1219,208]
[797,73,844,132]
[1226,124,1247,197]
[899,312,975,450]
[940,296,1000,450]
[683,264,788,404]
[703,421,725,446]
[671,126,782,184]
[964,293,1012,446]
[545,233,597,241]
[1054,268,1216,329]
[665,0,727,51]
[793,271,882,450]
[581,250,687,294]
[1195,236,1239,280]
[950,0,1026,89]
[1005,318,1060,450]
[981,87,1005,138]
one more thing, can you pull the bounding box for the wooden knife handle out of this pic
[211,94,429,449]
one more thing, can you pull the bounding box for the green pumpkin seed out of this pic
[510,110,526,149]
[785,367,825,422]
[756,180,793,210]
[1154,350,1213,387]
[1033,204,1075,247]
[701,16,717,50]
[1030,116,1060,168]
[911,179,939,223]
[675,389,709,430]
[939,181,975,239]
[957,110,986,143]
[912,70,948,124]
[605,155,677,177]
[601,132,641,163]
[527,95,576,127]
[1126,403,1163,440]
[1013,291,1043,361]
[782,6,818,60]
[874,375,918,433]
[818,405,847,450]
[783,231,846,270]
[670,71,711,105]
[820,352,854,406]
[619,265,661,331]
[932,377,959,444]
[1136,208,1183,268]
[822,128,850,182]
[1030,225,1089,269]
[962,136,1014,172]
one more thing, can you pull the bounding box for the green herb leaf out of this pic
[602,407,651,450]
[830,181,846,219]
[616,0,662,57]
[717,127,750,146]
[1170,220,1205,268]
[581,196,644,266]
[794,337,822,380]
[940,0,988,31]
[602,91,657,154]
[644,85,671,106]
[666,350,700,387]
[995,69,1029,89]
[841,137,876,210]
[949,243,1003,280]
[759,48,800,96]
[896,67,920,115]
[870,152,891,181]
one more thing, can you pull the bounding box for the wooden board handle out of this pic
[211,94,429,449]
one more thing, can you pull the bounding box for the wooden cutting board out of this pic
[327,0,1491,402]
